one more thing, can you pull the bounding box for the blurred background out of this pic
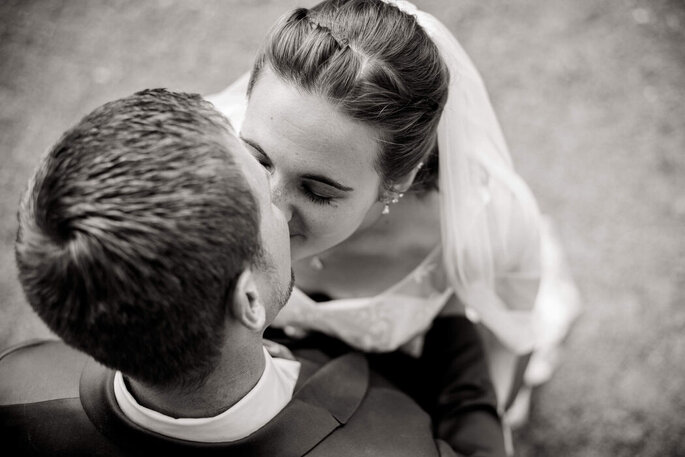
[1,0,683,455]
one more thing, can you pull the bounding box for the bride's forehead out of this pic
[246,72,380,167]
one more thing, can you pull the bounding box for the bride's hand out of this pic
[262,338,296,361]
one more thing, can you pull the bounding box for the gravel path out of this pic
[1,1,683,454]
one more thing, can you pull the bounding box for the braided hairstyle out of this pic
[248,0,448,193]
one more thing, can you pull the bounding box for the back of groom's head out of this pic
[15,89,262,389]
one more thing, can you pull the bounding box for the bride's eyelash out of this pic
[251,152,333,206]
[256,157,271,171]
[303,186,333,206]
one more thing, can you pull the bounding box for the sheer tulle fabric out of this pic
[385,0,543,354]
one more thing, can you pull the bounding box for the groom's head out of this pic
[15,89,292,389]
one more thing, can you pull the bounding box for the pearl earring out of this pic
[381,192,404,215]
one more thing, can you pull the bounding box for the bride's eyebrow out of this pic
[239,135,354,192]
[302,174,354,192]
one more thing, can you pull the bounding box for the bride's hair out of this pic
[248,0,448,193]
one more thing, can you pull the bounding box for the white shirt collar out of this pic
[113,347,300,443]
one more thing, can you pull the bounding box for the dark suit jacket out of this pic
[0,340,458,457]
[267,316,507,457]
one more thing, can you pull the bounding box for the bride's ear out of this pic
[229,269,266,332]
[398,161,425,193]
[382,162,423,197]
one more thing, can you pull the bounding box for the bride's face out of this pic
[241,69,384,261]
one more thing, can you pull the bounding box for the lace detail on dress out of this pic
[272,247,452,354]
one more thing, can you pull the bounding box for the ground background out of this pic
[1,0,683,455]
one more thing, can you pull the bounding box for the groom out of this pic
[0,89,475,456]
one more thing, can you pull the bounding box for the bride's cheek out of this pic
[304,201,360,247]
[308,210,340,241]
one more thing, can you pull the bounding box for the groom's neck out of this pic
[127,337,265,418]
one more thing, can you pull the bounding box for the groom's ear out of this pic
[229,269,266,332]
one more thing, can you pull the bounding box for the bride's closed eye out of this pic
[239,134,353,208]
[301,180,338,206]
[245,147,337,205]
[240,136,273,172]
[251,150,272,173]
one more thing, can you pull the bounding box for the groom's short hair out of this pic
[15,89,261,389]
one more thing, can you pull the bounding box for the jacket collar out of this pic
[80,352,368,457]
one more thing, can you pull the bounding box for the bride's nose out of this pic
[270,173,293,222]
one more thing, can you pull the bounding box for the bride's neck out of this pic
[326,190,440,256]
[363,190,439,235]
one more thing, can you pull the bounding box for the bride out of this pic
[210,0,580,450]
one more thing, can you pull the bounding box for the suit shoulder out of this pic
[309,358,441,456]
[0,340,90,405]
